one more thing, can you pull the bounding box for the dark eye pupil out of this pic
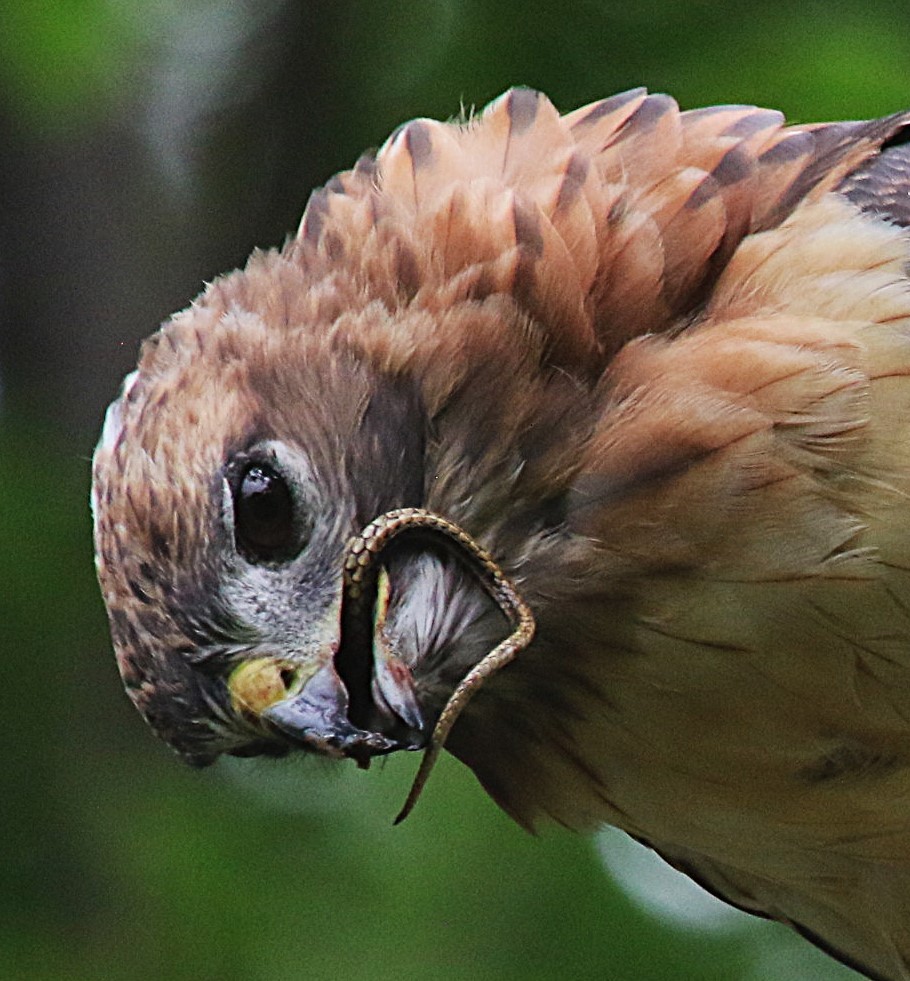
[234,464,296,560]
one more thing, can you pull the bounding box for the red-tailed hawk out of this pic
[93,88,910,980]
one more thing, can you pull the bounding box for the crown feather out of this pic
[287,89,910,383]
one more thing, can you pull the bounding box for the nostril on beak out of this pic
[228,657,304,718]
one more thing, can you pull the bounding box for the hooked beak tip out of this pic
[259,661,420,762]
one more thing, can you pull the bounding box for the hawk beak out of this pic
[227,569,427,767]
[259,660,405,766]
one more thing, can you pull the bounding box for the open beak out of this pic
[260,660,420,766]
[228,568,427,768]
[229,507,535,820]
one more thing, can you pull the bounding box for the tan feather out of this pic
[93,87,910,981]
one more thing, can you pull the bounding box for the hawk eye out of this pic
[233,462,300,562]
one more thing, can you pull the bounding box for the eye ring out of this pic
[231,459,306,563]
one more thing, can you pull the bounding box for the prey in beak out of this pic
[228,508,536,821]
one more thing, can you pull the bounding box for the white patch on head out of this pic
[91,370,142,526]
[97,370,140,455]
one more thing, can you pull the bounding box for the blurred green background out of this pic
[4,2,907,978]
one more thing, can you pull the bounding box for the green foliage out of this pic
[0,0,135,128]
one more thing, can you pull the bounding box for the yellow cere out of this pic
[228,658,297,717]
